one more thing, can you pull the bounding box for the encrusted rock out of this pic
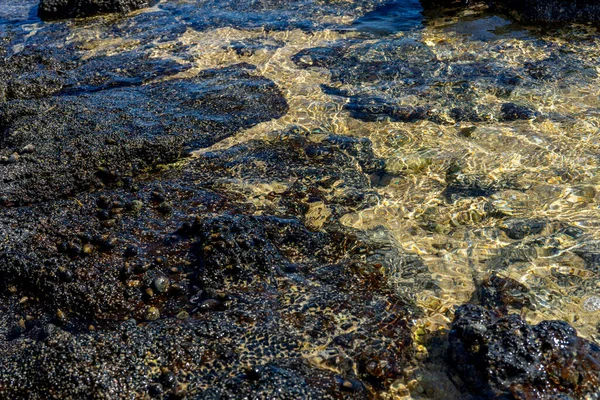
[449,304,600,399]
[38,0,155,20]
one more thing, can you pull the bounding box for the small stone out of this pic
[176,310,189,320]
[126,200,143,213]
[158,202,173,214]
[56,309,66,322]
[170,283,186,295]
[151,191,166,202]
[98,237,117,252]
[97,196,111,210]
[152,276,170,293]
[59,268,74,283]
[109,207,124,217]
[124,246,139,258]
[197,299,222,312]
[145,306,160,321]
[160,371,177,388]
[171,383,188,399]
[82,244,95,255]
[148,383,163,397]
[7,153,19,164]
[20,144,35,154]
[459,126,477,138]
[67,243,82,256]
[100,219,116,228]
[144,288,155,298]
[97,210,111,221]
[244,367,261,381]
[39,324,56,340]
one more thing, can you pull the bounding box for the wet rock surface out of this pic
[449,303,600,399]
[38,0,154,20]
[2,0,600,399]
[0,124,419,397]
[421,0,600,23]
[489,0,600,23]
[0,63,287,204]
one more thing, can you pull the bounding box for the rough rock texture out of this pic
[449,303,600,399]
[420,0,600,23]
[293,38,534,125]
[489,0,600,23]
[0,127,420,398]
[0,63,288,205]
[38,0,154,20]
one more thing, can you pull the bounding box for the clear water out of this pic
[2,0,600,397]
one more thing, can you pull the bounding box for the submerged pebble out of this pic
[583,296,600,312]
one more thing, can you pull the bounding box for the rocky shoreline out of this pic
[1,0,600,399]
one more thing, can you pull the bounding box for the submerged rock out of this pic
[449,304,600,399]
[38,0,154,20]
[158,0,391,32]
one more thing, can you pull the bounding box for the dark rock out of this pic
[475,274,532,311]
[0,124,419,398]
[160,371,177,388]
[500,218,546,240]
[152,276,169,294]
[190,127,384,222]
[500,102,539,121]
[38,0,155,20]
[294,38,519,125]
[573,240,600,272]
[0,64,287,205]
[489,0,600,23]
[420,0,600,23]
[449,304,600,399]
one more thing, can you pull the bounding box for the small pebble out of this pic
[158,202,173,214]
[82,244,95,255]
[160,371,177,388]
[8,153,19,163]
[153,276,170,293]
[171,383,188,399]
[59,268,74,283]
[126,200,143,213]
[198,299,221,312]
[145,306,160,321]
[97,196,111,210]
[583,295,600,312]
[176,310,189,320]
[99,237,117,251]
[20,144,35,154]
[148,383,163,397]
[40,324,56,340]
[244,366,261,381]
[151,191,166,202]
[56,309,66,323]
[124,246,139,258]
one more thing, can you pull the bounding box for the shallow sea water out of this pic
[2,0,600,397]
